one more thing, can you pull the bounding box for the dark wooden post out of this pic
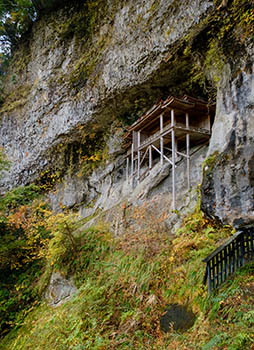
[207,261,212,295]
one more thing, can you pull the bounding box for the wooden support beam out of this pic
[133,131,138,151]
[164,147,188,159]
[171,109,175,127]
[138,124,210,152]
[160,114,164,166]
[208,114,211,133]
[175,139,178,159]
[140,147,149,167]
[131,143,134,188]
[126,157,129,182]
[149,145,152,170]
[137,131,141,184]
[151,145,173,165]
[171,109,176,210]
[186,112,190,190]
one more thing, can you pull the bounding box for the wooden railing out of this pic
[137,123,210,152]
[203,229,254,294]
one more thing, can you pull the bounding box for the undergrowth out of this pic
[0,201,253,349]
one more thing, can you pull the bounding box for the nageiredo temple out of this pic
[123,95,215,210]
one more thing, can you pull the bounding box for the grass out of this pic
[0,206,254,350]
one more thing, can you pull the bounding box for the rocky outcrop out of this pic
[45,272,77,307]
[0,0,214,191]
[76,145,208,235]
[201,55,254,228]
[2,0,254,230]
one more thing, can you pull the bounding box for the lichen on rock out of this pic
[45,272,77,307]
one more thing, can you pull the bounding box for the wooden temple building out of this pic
[124,95,215,210]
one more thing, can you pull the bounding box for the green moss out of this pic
[204,0,254,78]
[117,97,155,126]
[68,34,112,90]
[202,151,232,178]
[35,128,109,192]
[202,151,219,176]
[84,198,98,209]
[12,45,31,75]
[148,0,160,13]
[53,0,119,92]
[0,84,31,114]
[55,0,109,43]
[172,0,254,92]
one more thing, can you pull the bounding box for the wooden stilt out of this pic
[131,143,134,188]
[171,109,176,210]
[137,131,141,184]
[208,114,211,133]
[140,147,149,166]
[175,139,178,159]
[186,112,190,190]
[151,145,173,166]
[149,145,152,170]
[160,114,164,166]
[126,157,129,182]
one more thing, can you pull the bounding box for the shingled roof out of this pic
[127,95,215,133]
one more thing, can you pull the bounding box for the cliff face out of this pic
[201,58,254,227]
[1,0,254,228]
[0,0,213,188]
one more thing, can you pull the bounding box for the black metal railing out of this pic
[203,229,254,294]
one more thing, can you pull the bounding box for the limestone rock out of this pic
[0,0,214,191]
[201,58,254,227]
[45,272,77,307]
[79,145,208,235]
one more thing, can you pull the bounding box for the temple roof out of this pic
[127,95,215,133]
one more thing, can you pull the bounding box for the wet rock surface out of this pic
[201,59,254,227]
[160,304,196,332]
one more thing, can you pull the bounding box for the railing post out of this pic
[207,261,212,295]
[251,230,254,259]
[203,230,254,294]
[240,233,245,266]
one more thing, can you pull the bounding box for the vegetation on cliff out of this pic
[0,0,80,53]
[0,1,254,349]
[0,0,34,52]
[0,182,253,349]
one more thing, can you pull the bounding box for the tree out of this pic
[0,0,36,52]
[0,0,78,53]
